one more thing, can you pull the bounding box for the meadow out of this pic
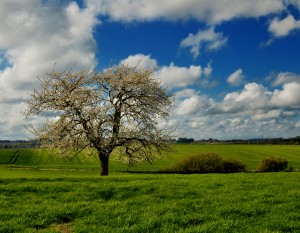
[1,144,300,171]
[0,144,300,232]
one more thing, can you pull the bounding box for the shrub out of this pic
[170,153,246,174]
[257,157,288,172]
[170,153,223,173]
[223,159,246,173]
[170,153,246,173]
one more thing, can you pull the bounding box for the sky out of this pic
[1,0,300,140]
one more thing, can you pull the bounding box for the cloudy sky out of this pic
[1,0,300,140]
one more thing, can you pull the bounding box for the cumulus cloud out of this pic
[181,114,298,139]
[180,27,227,58]
[252,110,282,120]
[90,0,285,24]
[155,63,202,87]
[208,81,300,116]
[175,96,202,116]
[1,0,300,141]
[170,85,300,139]
[271,82,300,106]
[227,69,245,86]
[171,88,215,118]
[175,89,199,99]
[170,76,300,140]
[121,54,157,69]
[145,64,300,139]
[272,72,300,86]
[268,14,300,37]
[175,94,214,116]
[121,54,216,88]
[203,62,213,77]
[209,83,272,114]
[0,0,99,139]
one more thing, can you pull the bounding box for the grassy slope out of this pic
[0,168,299,232]
[0,149,99,168]
[1,144,300,171]
[125,144,300,171]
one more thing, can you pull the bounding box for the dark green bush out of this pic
[170,153,223,173]
[223,159,246,173]
[257,157,288,172]
[170,153,246,174]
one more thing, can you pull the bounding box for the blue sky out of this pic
[1,0,300,140]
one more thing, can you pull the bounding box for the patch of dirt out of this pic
[53,223,72,233]
[36,223,72,233]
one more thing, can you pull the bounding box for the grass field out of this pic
[1,144,299,171]
[0,144,300,232]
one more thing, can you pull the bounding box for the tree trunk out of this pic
[99,153,109,176]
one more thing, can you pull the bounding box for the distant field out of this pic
[151,144,300,171]
[1,144,300,172]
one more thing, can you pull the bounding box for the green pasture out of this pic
[128,144,300,172]
[0,144,300,232]
[0,168,299,232]
[1,144,299,172]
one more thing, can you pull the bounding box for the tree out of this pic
[26,64,174,176]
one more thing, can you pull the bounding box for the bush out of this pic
[223,159,246,173]
[170,153,223,173]
[257,157,288,172]
[170,153,246,174]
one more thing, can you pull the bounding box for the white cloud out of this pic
[180,27,227,58]
[218,118,244,128]
[268,14,300,37]
[271,82,300,106]
[1,1,300,141]
[272,72,300,86]
[227,69,245,86]
[252,110,281,120]
[203,62,213,77]
[121,55,215,89]
[175,89,198,99]
[90,0,285,24]
[155,63,202,87]
[170,76,300,140]
[121,54,157,69]
[216,83,272,113]
[282,111,296,117]
[174,93,214,116]
[175,96,202,116]
[0,0,99,139]
[208,81,300,115]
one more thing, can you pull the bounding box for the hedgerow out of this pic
[169,153,246,174]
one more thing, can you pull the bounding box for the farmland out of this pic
[1,144,300,171]
[0,144,300,232]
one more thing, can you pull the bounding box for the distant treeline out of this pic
[1,136,300,149]
[177,137,300,145]
[0,140,38,149]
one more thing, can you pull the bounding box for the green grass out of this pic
[126,144,300,172]
[1,144,300,172]
[0,145,300,232]
[0,168,299,232]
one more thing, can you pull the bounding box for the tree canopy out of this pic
[26,64,174,175]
